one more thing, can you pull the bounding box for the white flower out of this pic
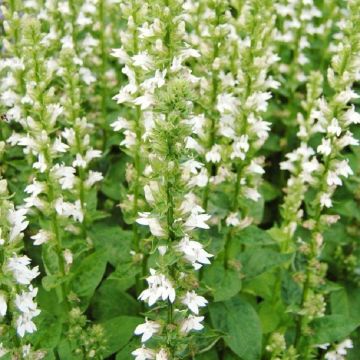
[245,92,272,112]
[205,145,222,163]
[338,131,359,148]
[55,198,84,222]
[176,236,213,270]
[335,160,353,178]
[24,180,45,198]
[134,94,154,110]
[15,286,39,314]
[31,229,52,245]
[63,249,73,266]
[6,255,40,285]
[182,291,208,314]
[155,349,168,360]
[142,70,167,92]
[144,182,160,205]
[52,137,69,154]
[72,154,87,168]
[336,339,353,355]
[136,212,165,237]
[320,193,332,208]
[158,246,167,256]
[180,315,204,333]
[110,47,130,63]
[327,171,342,186]
[327,118,342,137]
[33,153,47,173]
[132,346,155,360]
[247,160,265,175]
[111,117,131,132]
[0,293,7,317]
[226,212,241,227]
[230,135,249,160]
[134,319,161,342]
[138,269,176,306]
[344,105,360,125]
[85,171,103,187]
[52,164,76,190]
[216,93,239,114]
[244,187,261,202]
[184,210,211,230]
[317,138,332,156]
[8,208,29,242]
[16,312,39,337]
[85,148,102,163]
[121,130,137,148]
[132,52,154,71]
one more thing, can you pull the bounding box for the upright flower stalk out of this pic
[184,0,231,211]
[218,0,278,266]
[0,179,42,359]
[279,71,323,252]
[59,48,103,242]
[280,0,360,355]
[275,0,322,94]
[7,19,79,303]
[111,0,153,296]
[126,1,212,358]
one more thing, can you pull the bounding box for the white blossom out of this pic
[136,212,165,237]
[6,255,40,285]
[176,236,213,270]
[139,269,176,306]
[134,319,161,342]
[180,315,204,333]
[182,291,208,314]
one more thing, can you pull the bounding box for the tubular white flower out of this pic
[180,315,205,334]
[181,291,208,314]
[134,319,161,342]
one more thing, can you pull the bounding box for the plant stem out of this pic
[99,0,108,151]
[202,5,221,211]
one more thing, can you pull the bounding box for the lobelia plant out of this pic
[0,0,359,359]
[0,178,42,359]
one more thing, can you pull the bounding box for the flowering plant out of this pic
[0,0,359,359]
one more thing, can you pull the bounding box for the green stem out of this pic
[224,165,242,268]
[202,7,221,211]
[99,0,108,151]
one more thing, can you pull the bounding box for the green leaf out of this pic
[57,340,82,360]
[260,181,281,201]
[108,261,140,291]
[91,279,140,321]
[210,296,262,360]
[310,315,360,344]
[196,349,218,360]
[203,259,242,302]
[101,316,142,357]
[237,248,291,279]
[243,271,278,300]
[28,310,62,350]
[115,338,138,360]
[101,156,128,200]
[331,286,360,322]
[91,222,133,266]
[69,250,107,301]
[232,226,275,246]
[258,300,284,334]
[42,244,60,275]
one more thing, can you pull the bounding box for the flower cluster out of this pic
[275,0,323,86]
[0,179,41,358]
[111,1,213,358]
[279,0,360,353]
